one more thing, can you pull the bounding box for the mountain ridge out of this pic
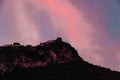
[0,37,120,80]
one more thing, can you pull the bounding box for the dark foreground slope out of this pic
[0,38,120,80]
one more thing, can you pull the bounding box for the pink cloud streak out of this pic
[35,0,105,67]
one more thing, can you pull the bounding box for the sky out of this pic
[0,0,120,71]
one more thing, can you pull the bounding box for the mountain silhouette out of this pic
[0,37,120,80]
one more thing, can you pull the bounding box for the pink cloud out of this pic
[35,0,105,66]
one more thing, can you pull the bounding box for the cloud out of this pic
[1,0,41,45]
[34,0,105,66]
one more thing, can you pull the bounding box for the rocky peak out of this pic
[0,38,82,74]
[0,38,120,80]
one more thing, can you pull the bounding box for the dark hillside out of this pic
[0,38,120,80]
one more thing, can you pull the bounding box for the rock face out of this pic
[0,38,120,80]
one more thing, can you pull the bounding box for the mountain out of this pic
[0,37,120,80]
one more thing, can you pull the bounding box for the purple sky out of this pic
[0,0,120,71]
